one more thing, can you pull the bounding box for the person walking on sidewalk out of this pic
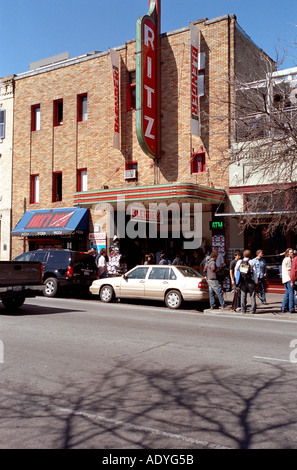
[206,252,229,310]
[252,249,267,304]
[229,250,242,311]
[290,252,297,310]
[235,250,258,314]
[281,248,295,313]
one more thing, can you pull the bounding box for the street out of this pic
[1,295,297,449]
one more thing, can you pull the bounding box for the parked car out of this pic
[13,249,98,297]
[89,264,209,309]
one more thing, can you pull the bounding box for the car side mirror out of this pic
[122,274,127,280]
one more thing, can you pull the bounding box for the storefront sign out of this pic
[129,206,162,224]
[25,210,75,229]
[110,48,120,150]
[136,0,160,159]
[89,232,107,252]
[190,23,200,137]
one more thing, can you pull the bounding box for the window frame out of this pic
[77,168,88,192]
[30,174,40,204]
[31,104,41,132]
[53,99,63,127]
[0,109,5,139]
[77,93,88,122]
[127,71,136,111]
[190,152,206,174]
[52,171,63,202]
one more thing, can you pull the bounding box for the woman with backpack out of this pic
[234,249,258,314]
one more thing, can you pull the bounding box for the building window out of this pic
[31,104,41,131]
[53,99,63,126]
[127,71,136,110]
[52,172,62,202]
[30,174,39,204]
[77,168,87,191]
[126,161,138,171]
[191,152,206,174]
[198,52,205,97]
[0,109,5,139]
[77,93,88,122]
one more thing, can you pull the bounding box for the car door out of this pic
[144,266,172,299]
[119,266,149,298]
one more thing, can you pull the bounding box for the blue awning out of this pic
[11,208,89,237]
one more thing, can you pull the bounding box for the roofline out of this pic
[14,14,241,80]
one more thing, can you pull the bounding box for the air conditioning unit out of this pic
[124,169,137,180]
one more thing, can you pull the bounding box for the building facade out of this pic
[0,75,14,260]
[10,14,273,265]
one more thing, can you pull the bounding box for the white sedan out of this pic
[89,264,209,309]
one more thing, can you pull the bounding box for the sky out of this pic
[1,0,296,78]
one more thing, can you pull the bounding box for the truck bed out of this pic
[0,261,43,287]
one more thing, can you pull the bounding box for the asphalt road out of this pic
[1,295,297,450]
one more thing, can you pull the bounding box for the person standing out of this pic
[97,248,108,279]
[229,250,242,311]
[252,249,267,304]
[234,250,258,314]
[281,248,295,313]
[290,252,297,310]
[206,252,228,310]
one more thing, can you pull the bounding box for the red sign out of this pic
[136,0,160,159]
[110,48,120,149]
[25,210,75,229]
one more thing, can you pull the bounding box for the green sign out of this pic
[210,220,224,230]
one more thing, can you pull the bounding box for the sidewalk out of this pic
[203,291,297,320]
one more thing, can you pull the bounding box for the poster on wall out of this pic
[89,232,106,253]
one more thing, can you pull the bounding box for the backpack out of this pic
[239,259,252,282]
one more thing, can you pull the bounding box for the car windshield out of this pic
[176,266,201,277]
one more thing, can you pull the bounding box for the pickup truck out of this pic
[0,261,44,310]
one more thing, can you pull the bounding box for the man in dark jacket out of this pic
[206,252,228,310]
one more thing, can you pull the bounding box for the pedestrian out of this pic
[144,253,154,265]
[159,253,169,265]
[155,248,164,265]
[88,247,97,258]
[97,247,108,279]
[290,251,297,310]
[234,249,258,314]
[189,250,200,272]
[205,252,229,310]
[281,248,295,313]
[172,252,185,266]
[229,250,242,311]
[252,249,267,304]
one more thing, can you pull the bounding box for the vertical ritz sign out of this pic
[136,0,160,159]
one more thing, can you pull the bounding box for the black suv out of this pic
[13,249,98,297]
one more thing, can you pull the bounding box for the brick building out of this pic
[10,14,274,265]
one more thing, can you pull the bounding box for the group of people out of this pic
[228,247,297,314]
[89,242,297,314]
[205,248,267,313]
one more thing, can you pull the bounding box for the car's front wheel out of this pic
[100,285,114,303]
[43,277,58,297]
[165,290,182,309]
